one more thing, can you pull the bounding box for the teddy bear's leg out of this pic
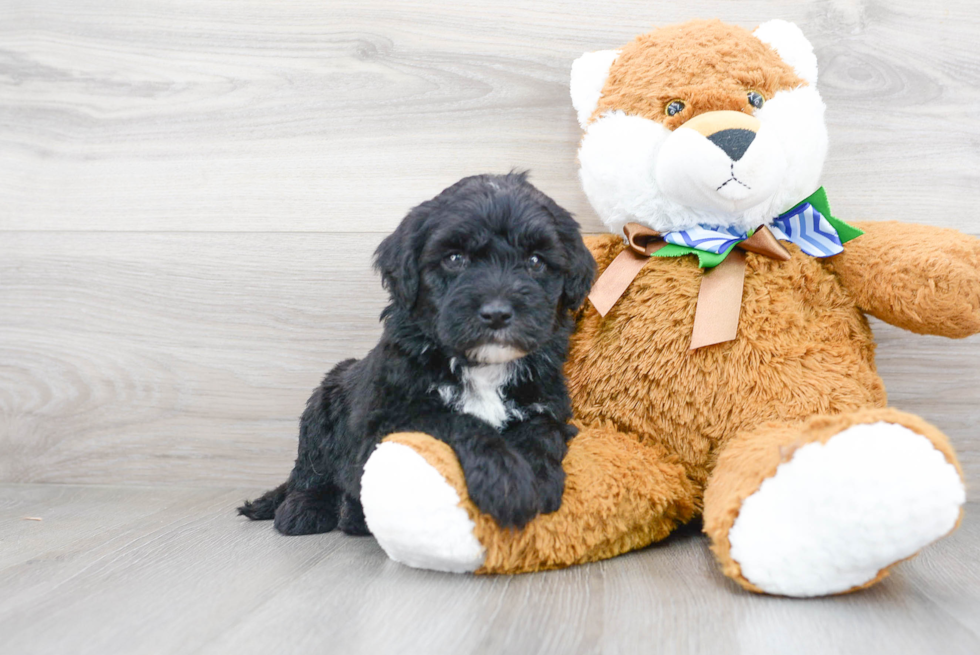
[360,424,698,574]
[703,407,966,597]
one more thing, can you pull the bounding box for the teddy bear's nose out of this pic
[707,128,756,161]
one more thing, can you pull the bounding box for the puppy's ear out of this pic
[544,198,596,312]
[374,209,425,311]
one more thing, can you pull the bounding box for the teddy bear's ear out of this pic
[753,20,818,86]
[570,50,620,128]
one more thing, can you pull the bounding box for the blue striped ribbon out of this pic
[663,203,844,258]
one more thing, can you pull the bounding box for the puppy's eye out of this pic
[665,100,686,117]
[442,252,469,271]
[747,90,766,109]
[527,254,546,273]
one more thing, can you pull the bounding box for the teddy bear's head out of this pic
[571,19,826,236]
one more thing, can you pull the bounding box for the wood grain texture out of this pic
[0,484,978,655]
[3,2,978,485]
[1,232,978,487]
[0,233,387,485]
[1,2,979,648]
[1,0,979,234]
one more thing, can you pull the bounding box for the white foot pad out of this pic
[728,422,965,597]
[361,442,486,573]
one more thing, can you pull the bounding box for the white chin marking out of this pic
[466,344,526,364]
[361,442,486,573]
[728,422,965,597]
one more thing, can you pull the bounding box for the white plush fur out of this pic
[656,119,787,216]
[578,111,669,235]
[727,422,966,597]
[570,49,620,127]
[754,19,819,85]
[576,21,828,236]
[578,84,827,235]
[361,442,486,573]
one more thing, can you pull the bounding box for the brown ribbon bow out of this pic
[588,223,792,350]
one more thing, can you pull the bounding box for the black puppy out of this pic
[239,172,595,535]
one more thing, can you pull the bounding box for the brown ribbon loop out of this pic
[588,223,668,317]
[740,226,792,261]
[623,223,665,256]
[587,223,791,350]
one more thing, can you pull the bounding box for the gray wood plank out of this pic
[1,1,979,234]
[2,232,978,487]
[0,484,345,655]
[0,484,218,570]
[0,232,386,486]
[1,1,978,653]
[0,484,977,655]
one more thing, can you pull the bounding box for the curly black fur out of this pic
[239,172,595,534]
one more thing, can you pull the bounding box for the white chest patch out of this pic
[438,362,515,429]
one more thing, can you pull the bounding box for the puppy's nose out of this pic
[479,300,513,330]
[707,129,756,161]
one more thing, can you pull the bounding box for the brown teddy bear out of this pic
[357,19,976,597]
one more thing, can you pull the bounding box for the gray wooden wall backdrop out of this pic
[2,0,978,488]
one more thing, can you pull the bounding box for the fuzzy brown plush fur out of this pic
[382,427,696,573]
[383,222,976,578]
[364,19,976,594]
[704,406,964,593]
[593,20,804,128]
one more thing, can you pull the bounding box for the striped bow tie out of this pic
[665,200,844,264]
[587,187,864,349]
[655,187,863,269]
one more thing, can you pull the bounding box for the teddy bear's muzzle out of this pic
[682,109,760,140]
[655,112,785,215]
[683,110,763,169]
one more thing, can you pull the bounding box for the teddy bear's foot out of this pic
[360,435,486,573]
[704,409,965,597]
[362,426,699,574]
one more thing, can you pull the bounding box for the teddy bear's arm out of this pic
[824,221,980,338]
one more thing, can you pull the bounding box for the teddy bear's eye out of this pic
[747,90,766,109]
[664,100,686,117]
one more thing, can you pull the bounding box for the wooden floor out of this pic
[0,484,977,655]
[3,0,980,653]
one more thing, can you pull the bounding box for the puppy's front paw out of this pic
[534,463,566,516]
[462,445,540,529]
